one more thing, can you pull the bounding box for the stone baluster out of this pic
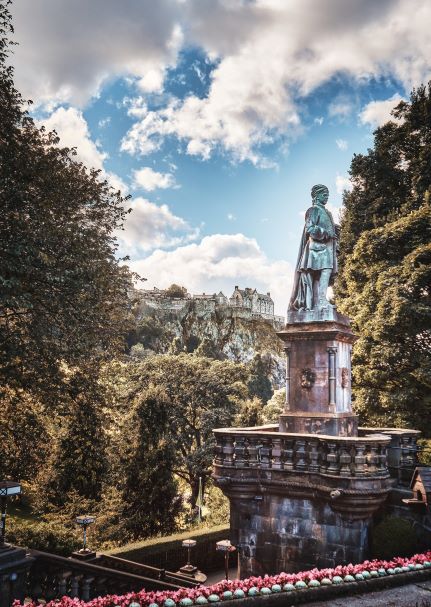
[284,346,291,411]
[57,572,69,597]
[354,442,366,476]
[260,438,271,468]
[326,441,340,475]
[378,443,388,474]
[294,439,307,471]
[327,347,337,412]
[282,438,294,470]
[81,576,94,602]
[223,435,235,467]
[339,443,351,477]
[271,437,282,470]
[247,437,260,468]
[309,439,320,473]
[70,575,80,598]
[214,435,225,466]
[234,435,247,467]
[366,444,379,474]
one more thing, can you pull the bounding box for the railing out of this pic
[214,428,390,478]
[25,549,188,602]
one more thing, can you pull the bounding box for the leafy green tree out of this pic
[262,388,285,424]
[233,396,263,427]
[37,373,108,509]
[0,2,133,408]
[247,353,273,404]
[165,284,188,298]
[337,84,431,431]
[122,386,181,539]
[106,354,248,507]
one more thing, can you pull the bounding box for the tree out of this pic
[105,354,248,507]
[337,84,431,431]
[165,283,188,298]
[122,386,181,539]
[37,372,108,510]
[262,388,285,424]
[247,353,273,404]
[0,2,133,408]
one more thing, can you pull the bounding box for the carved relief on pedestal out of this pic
[341,367,349,388]
[301,368,316,390]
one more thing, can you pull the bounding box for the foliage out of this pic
[337,84,431,431]
[122,386,182,540]
[194,336,225,360]
[0,0,134,410]
[0,386,49,481]
[103,354,248,508]
[371,516,419,560]
[247,353,273,404]
[262,388,285,424]
[202,484,229,527]
[165,284,188,298]
[35,373,108,510]
[7,517,81,556]
[233,396,263,427]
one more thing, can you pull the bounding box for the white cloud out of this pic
[227,213,236,221]
[335,138,348,151]
[129,233,291,315]
[133,167,178,191]
[37,107,127,193]
[335,174,353,195]
[119,197,199,253]
[314,117,324,126]
[11,0,431,164]
[10,0,183,107]
[359,94,405,127]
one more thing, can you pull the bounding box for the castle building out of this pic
[229,286,275,316]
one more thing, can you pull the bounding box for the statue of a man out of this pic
[289,184,338,311]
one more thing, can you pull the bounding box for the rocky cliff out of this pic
[130,296,286,388]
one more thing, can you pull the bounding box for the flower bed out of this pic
[15,551,431,607]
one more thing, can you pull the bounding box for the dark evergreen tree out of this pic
[122,386,181,539]
[337,84,431,431]
[38,373,108,509]
[247,353,273,404]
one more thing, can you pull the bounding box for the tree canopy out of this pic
[337,84,431,431]
[0,1,133,408]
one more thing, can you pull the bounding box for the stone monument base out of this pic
[279,411,358,435]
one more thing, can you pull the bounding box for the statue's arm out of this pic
[305,207,329,241]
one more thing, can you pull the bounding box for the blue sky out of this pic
[9,0,430,313]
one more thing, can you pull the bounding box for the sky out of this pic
[8,0,431,314]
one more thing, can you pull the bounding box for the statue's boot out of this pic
[318,268,333,308]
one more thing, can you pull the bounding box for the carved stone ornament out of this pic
[341,367,349,388]
[301,368,316,390]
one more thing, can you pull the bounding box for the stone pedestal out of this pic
[0,546,34,607]
[277,310,358,436]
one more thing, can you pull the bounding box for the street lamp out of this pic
[75,515,95,555]
[180,539,197,575]
[0,481,21,550]
[216,539,236,581]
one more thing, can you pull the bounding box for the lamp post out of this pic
[216,540,236,581]
[73,515,96,560]
[0,481,21,550]
[180,539,197,575]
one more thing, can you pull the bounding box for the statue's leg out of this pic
[305,272,313,310]
[318,268,332,307]
[312,272,319,309]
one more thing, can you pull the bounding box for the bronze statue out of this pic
[289,184,338,311]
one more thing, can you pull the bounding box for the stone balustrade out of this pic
[214,426,390,479]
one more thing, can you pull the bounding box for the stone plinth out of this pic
[277,312,358,436]
[213,427,392,576]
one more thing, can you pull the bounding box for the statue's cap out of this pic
[311,184,329,198]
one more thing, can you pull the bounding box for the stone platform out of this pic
[212,426,419,577]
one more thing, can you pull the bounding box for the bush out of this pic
[371,516,419,560]
[8,518,81,556]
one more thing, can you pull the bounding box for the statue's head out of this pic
[311,184,329,206]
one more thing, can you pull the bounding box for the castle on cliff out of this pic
[138,285,284,328]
